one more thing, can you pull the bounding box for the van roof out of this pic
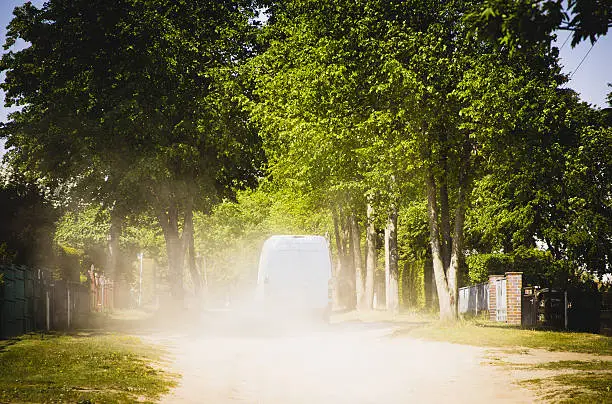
[263,235,328,249]
[266,235,326,240]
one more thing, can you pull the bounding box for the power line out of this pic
[568,42,596,80]
[559,32,572,51]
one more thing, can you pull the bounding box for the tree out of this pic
[55,205,166,281]
[193,184,332,304]
[465,0,612,50]
[255,0,573,320]
[251,0,376,309]
[0,165,58,267]
[384,203,399,313]
[464,89,611,286]
[1,0,264,305]
[397,200,430,309]
[563,125,612,275]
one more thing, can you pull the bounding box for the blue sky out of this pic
[1,1,611,152]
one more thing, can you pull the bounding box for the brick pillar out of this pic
[488,275,505,321]
[505,272,523,325]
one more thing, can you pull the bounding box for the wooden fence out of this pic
[0,265,111,339]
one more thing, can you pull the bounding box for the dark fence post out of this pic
[0,267,5,339]
[521,287,538,327]
[601,292,612,336]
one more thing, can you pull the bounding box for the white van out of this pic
[255,235,332,322]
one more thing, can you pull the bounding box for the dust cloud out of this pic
[122,305,535,404]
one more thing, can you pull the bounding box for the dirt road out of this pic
[146,313,535,404]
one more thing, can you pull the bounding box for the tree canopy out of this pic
[1,0,609,316]
[465,0,612,50]
[1,0,265,303]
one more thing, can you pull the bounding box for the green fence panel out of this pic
[1,265,91,338]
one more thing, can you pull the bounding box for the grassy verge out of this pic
[394,318,611,402]
[395,320,612,355]
[0,333,177,403]
[520,361,612,403]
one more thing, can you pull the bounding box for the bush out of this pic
[466,247,577,288]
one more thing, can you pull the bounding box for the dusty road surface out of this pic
[148,312,535,404]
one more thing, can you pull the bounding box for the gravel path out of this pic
[147,316,536,404]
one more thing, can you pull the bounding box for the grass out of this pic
[534,360,612,371]
[502,360,612,402]
[0,332,177,403]
[521,371,612,403]
[395,319,612,356]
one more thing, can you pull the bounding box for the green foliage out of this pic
[396,201,428,309]
[465,90,611,282]
[194,185,332,290]
[562,126,612,275]
[1,0,265,298]
[1,0,609,305]
[121,214,166,259]
[252,0,607,313]
[400,259,425,309]
[465,247,604,290]
[465,248,562,286]
[0,167,58,267]
[0,243,16,266]
[1,0,263,210]
[55,205,165,281]
[465,0,612,51]
[54,245,84,281]
[251,0,413,213]
[465,253,513,284]
[397,201,429,263]
[55,206,110,250]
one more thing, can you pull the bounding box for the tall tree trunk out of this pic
[365,202,376,310]
[349,213,365,310]
[339,205,356,309]
[424,256,437,309]
[439,153,452,271]
[448,173,467,315]
[385,204,399,313]
[439,180,452,270]
[426,172,455,321]
[106,210,123,281]
[331,205,344,310]
[106,210,124,307]
[183,204,202,298]
[156,201,184,307]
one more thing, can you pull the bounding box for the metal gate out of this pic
[522,288,538,327]
[496,278,507,321]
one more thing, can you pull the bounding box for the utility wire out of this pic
[568,42,596,80]
[559,32,572,51]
